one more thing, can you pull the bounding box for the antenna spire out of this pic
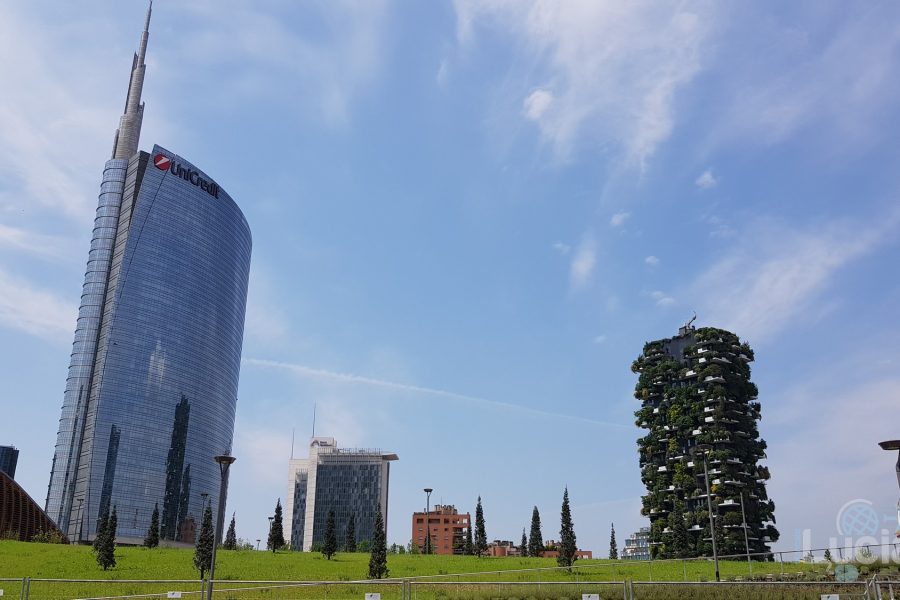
[312,403,316,438]
[111,1,152,160]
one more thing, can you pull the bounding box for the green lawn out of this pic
[0,541,860,600]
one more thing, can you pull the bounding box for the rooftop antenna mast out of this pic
[290,428,295,459]
[312,402,316,438]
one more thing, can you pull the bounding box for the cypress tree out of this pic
[474,496,487,557]
[520,528,528,558]
[322,510,337,560]
[144,503,160,548]
[368,507,389,579]
[528,506,543,558]
[93,513,108,554]
[609,523,618,560]
[97,506,117,570]
[224,513,237,550]
[194,505,214,580]
[558,488,577,567]
[345,514,357,552]
[267,499,285,552]
[465,522,474,555]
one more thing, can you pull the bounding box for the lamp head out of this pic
[424,488,433,494]
[879,440,900,451]
[214,454,236,465]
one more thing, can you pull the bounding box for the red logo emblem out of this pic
[153,154,171,170]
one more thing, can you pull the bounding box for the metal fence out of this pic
[0,578,892,600]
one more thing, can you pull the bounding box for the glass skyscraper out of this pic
[286,438,398,551]
[45,4,252,544]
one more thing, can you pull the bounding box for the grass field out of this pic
[0,541,871,599]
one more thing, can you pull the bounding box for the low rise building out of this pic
[623,527,651,560]
[411,504,470,555]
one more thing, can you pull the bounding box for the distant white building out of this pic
[623,527,651,560]
[285,437,398,551]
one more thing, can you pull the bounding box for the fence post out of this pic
[648,559,652,581]
[683,560,687,581]
[779,552,784,577]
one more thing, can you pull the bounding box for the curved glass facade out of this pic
[48,145,251,543]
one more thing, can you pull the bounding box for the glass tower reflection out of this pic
[45,6,251,544]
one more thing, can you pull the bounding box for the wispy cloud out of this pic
[0,224,79,262]
[610,211,631,227]
[0,268,76,343]
[688,211,900,342]
[645,255,660,267]
[455,0,714,165]
[569,236,597,290]
[593,334,607,345]
[552,241,571,255]
[650,290,675,307]
[695,169,717,189]
[243,357,629,429]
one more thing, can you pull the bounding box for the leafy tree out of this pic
[345,514,357,552]
[194,505,213,580]
[407,539,420,554]
[368,507,389,579]
[267,499,285,552]
[358,539,371,552]
[322,510,337,560]
[465,522,474,555]
[144,503,160,548]
[223,513,237,550]
[474,496,488,557]
[520,528,528,557]
[558,488,577,567]
[668,502,690,558]
[528,506,543,558]
[97,506,118,570]
[609,523,618,560]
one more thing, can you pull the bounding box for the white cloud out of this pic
[645,255,660,267]
[243,357,628,429]
[523,89,554,121]
[436,59,449,87]
[552,241,571,255]
[455,0,713,165]
[593,334,607,345]
[0,224,79,262]
[243,262,290,344]
[0,268,76,343]
[569,236,597,290]
[688,212,900,342]
[650,290,675,307]
[695,169,717,189]
[610,211,631,227]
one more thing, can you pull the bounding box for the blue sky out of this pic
[2,0,900,556]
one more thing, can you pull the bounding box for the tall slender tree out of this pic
[223,513,237,550]
[322,510,337,560]
[97,506,117,570]
[558,488,577,567]
[474,496,488,557]
[144,503,160,548]
[368,507,389,579]
[93,512,108,554]
[609,523,618,560]
[465,522,474,555]
[267,499,285,552]
[669,502,690,558]
[194,505,213,580]
[520,528,528,558]
[345,514,357,552]
[528,506,544,558]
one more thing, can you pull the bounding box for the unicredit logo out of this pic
[153,154,171,170]
[154,153,219,199]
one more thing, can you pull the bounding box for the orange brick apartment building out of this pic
[411,504,470,555]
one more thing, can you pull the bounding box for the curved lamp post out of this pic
[879,440,900,537]
[423,488,433,554]
[206,454,235,600]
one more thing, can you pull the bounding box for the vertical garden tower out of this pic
[632,323,778,559]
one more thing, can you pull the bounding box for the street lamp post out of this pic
[76,498,84,544]
[423,488,433,555]
[879,440,900,538]
[206,454,235,600]
[693,444,720,582]
[268,516,275,554]
[256,539,261,551]
[201,492,209,513]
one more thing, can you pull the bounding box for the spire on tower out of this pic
[111,1,152,160]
